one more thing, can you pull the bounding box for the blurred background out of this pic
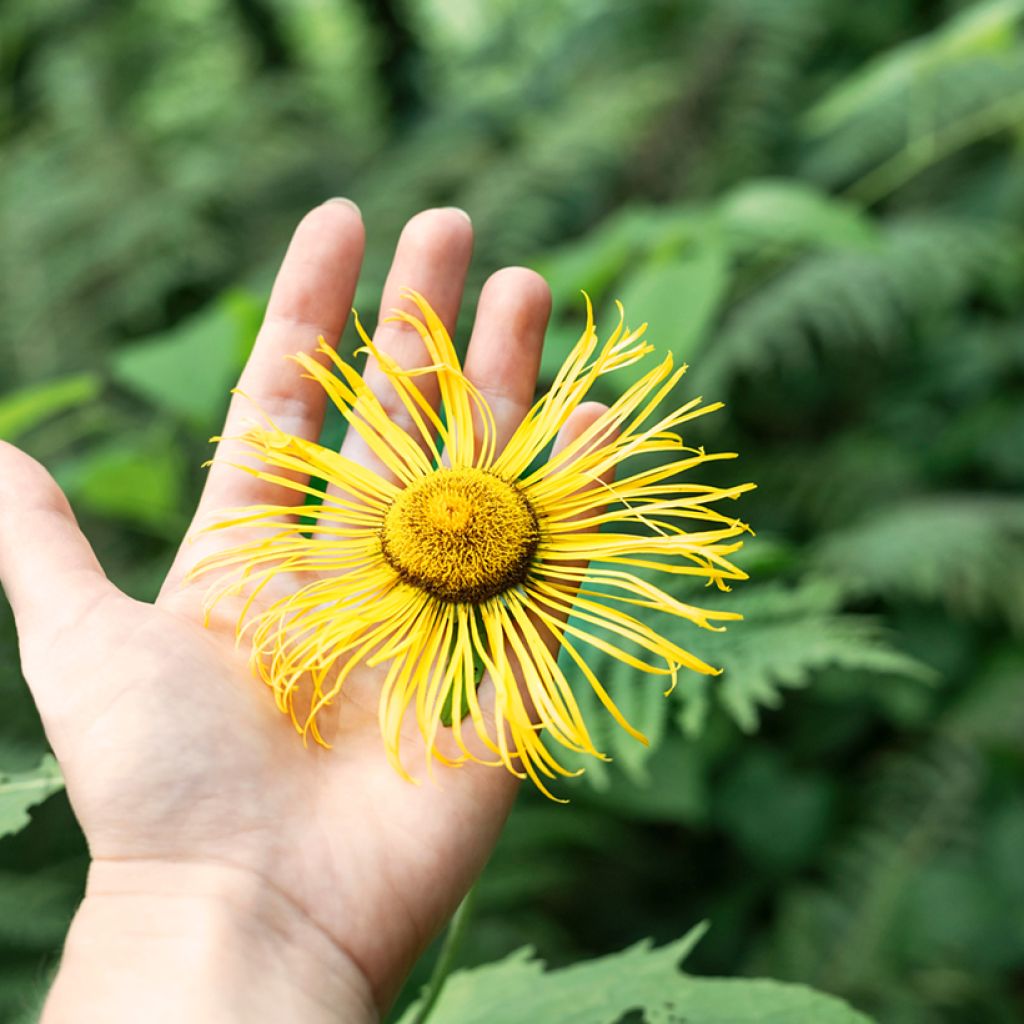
[2,0,1024,1021]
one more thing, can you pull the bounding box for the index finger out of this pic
[163,199,365,590]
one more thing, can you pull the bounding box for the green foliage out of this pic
[716,747,834,873]
[0,963,52,1024]
[752,741,995,1019]
[806,0,1024,134]
[400,924,874,1024]
[54,428,188,537]
[3,2,1024,1022]
[944,650,1024,749]
[0,865,78,948]
[698,216,1017,391]
[813,497,1024,629]
[804,0,1024,196]
[704,586,935,733]
[0,374,101,442]
[617,243,729,357]
[562,582,933,781]
[0,756,63,840]
[111,289,262,432]
[716,179,877,251]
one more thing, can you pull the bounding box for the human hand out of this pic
[0,204,604,1022]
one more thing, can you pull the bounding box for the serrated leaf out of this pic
[565,580,932,754]
[710,613,935,734]
[399,922,874,1024]
[0,755,64,840]
[0,374,102,442]
[693,583,937,733]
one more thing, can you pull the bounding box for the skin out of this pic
[0,203,609,1023]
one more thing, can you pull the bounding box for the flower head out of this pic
[194,291,753,797]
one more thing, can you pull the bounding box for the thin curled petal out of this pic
[190,293,753,798]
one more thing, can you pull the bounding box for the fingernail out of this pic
[440,206,471,223]
[325,197,361,216]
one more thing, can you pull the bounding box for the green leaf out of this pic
[538,212,723,388]
[717,179,877,251]
[0,755,64,840]
[440,616,486,727]
[812,496,1024,630]
[0,963,55,1024]
[111,288,264,431]
[697,218,1013,392]
[54,429,187,535]
[399,922,875,1024]
[584,239,729,411]
[717,748,834,872]
[697,583,936,734]
[805,0,1024,135]
[0,374,102,442]
[536,206,669,315]
[614,242,729,361]
[0,867,80,946]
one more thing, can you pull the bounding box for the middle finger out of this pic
[336,207,474,481]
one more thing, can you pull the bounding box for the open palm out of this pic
[0,204,601,1016]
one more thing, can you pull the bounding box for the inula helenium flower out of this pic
[196,291,753,796]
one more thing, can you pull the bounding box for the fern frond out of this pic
[943,650,1024,749]
[811,496,1024,629]
[697,217,1017,391]
[804,0,1024,192]
[690,582,935,734]
[561,581,932,783]
[755,739,981,1014]
[699,0,825,185]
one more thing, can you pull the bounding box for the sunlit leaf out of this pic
[805,0,1024,135]
[54,430,187,535]
[399,923,874,1024]
[0,755,63,840]
[0,375,102,442]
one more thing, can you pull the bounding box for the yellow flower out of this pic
[194,291,753,797]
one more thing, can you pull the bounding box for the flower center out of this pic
[380,468,540,603]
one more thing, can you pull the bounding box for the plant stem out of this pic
[409,886,477,1024]
[846,90,1024,207]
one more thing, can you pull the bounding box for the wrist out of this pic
[43,859,378,1024]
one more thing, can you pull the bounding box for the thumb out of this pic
[0,441,113,640]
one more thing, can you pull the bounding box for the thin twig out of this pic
[409,886,477,1024]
